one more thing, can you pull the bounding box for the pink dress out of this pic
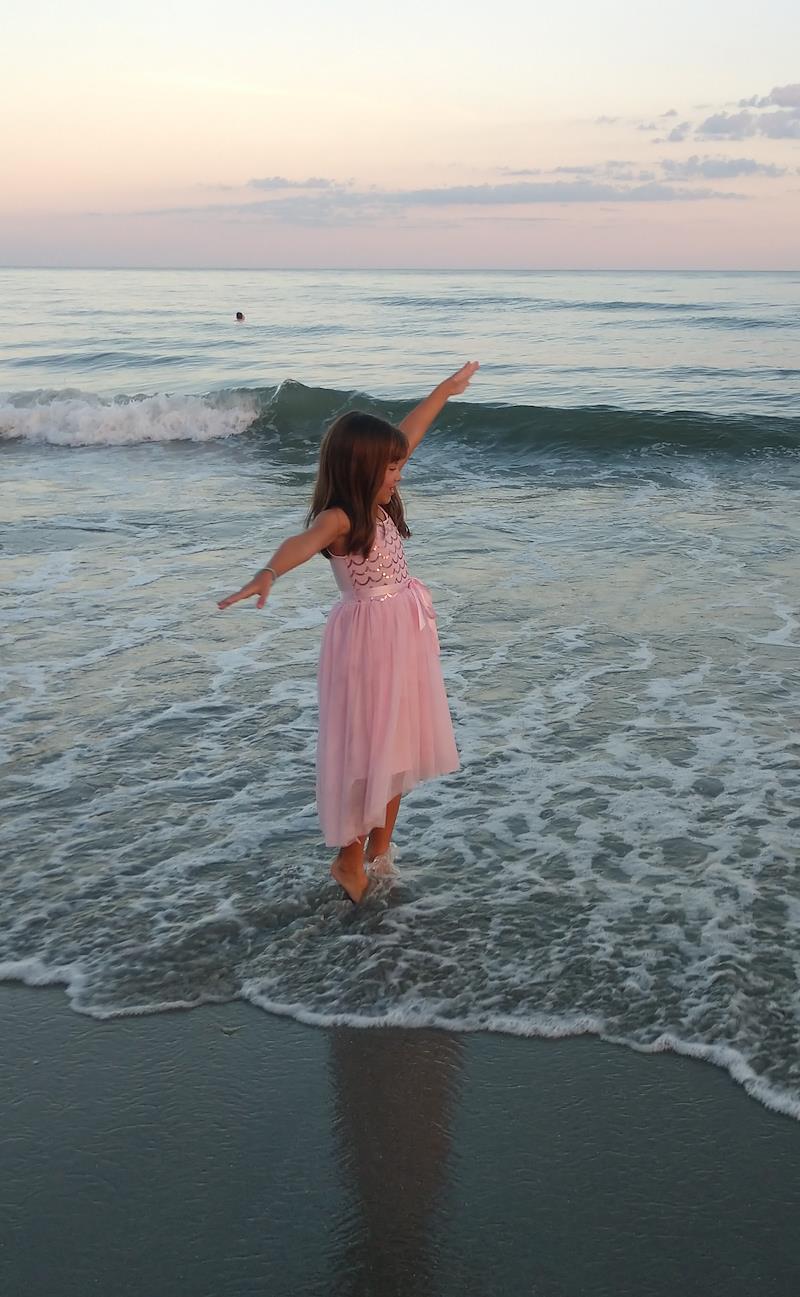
[316,510,459,848]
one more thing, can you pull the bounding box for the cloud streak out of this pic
[623,84,800,143]
[247,176,341,191]
[697,107,800,140]
[739,83,800,109]
[661,155,786,179]
[507,156,772,184]
[118,177,742,228]
[659,84,800,141]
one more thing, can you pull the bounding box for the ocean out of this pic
[1,267,798,1119]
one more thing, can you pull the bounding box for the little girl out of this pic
[218,361,480,902]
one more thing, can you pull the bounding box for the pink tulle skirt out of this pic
[316,580,459,848]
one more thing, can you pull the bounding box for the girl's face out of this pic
[376,458,405,507]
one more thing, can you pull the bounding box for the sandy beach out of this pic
[3,984,799,1297]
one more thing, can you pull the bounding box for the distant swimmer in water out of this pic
[235,311,245,322]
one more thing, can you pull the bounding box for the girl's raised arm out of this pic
[217,508,349,610]
[399,361,480,455]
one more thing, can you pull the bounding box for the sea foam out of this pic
[0,390,256,447]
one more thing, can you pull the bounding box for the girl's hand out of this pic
[218,570,274,611]
[443,361,480,397]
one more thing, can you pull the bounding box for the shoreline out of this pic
[6,958,799,1123]
[4,983,800,1297]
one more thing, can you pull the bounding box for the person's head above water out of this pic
[235,311,245,322]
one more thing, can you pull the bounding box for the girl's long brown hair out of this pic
[306,412,411,558]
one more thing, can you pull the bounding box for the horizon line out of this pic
[2,265,799,275]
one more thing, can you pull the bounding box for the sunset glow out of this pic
[4,0,800,267]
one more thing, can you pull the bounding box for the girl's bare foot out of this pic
[330,843,369,904]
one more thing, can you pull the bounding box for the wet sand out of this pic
[2,984,799,1297]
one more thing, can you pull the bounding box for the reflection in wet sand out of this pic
[327,1027,463,1297]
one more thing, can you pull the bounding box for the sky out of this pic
[3,0,800,268]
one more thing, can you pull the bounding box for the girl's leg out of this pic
[330,838,369,903]
[366,794,402,861]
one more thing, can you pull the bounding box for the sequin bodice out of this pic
[329,512,411,599]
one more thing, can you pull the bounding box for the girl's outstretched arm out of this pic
[217,508,349,610]
[399,361,480,454]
